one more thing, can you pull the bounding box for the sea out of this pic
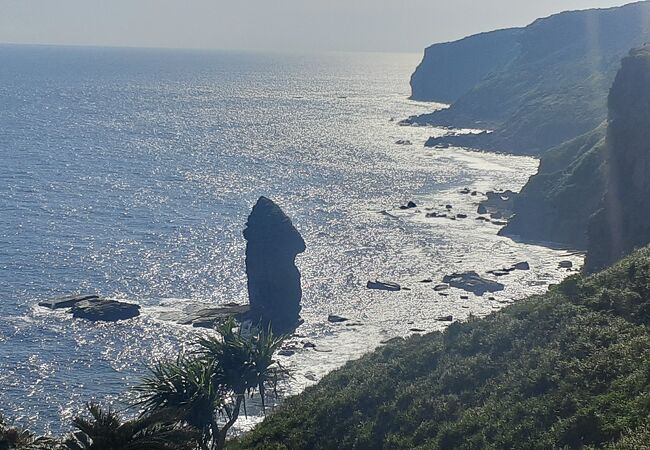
[0,45,582,435]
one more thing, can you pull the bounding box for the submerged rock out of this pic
[442,271,505,296]
[180,303,250,328]
[244,196,306,334]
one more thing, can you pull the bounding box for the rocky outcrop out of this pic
[38,294,99,309]
[478,190,516,220]
[587,46,650,271]
[71,299,140,322]
[409,1,650,154]
[40,294,140,322]
[244,197,306,333]
[367,280,401,291]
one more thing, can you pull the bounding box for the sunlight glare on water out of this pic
[0,45,582,434]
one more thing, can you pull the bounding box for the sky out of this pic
[0,0,636,53]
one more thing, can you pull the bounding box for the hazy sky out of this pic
[0,0,635,53]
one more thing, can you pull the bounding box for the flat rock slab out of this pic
[71,299,140,322]
[179,303,250,328]
[39,294,99,309]
[367,280,401,291]
[442,271,505,296]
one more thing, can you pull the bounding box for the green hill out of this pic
[231,246,650,449]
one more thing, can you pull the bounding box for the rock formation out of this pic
[587,46,650,272]
[243,196,306,333]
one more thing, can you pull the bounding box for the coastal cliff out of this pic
[501,125,607,248]
[409,1,650,154]
[409,28,521,103]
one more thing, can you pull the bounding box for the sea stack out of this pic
[243,196,306,333]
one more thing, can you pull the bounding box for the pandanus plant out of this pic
[136,319,287,450]
[0,416,60,450]
[65,404,199,450]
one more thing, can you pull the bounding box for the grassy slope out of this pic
[231,247,650,449]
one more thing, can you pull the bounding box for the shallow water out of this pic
[0,45,582,434]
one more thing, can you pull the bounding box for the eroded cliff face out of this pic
[243,196,306,333]
[587,46,650,271]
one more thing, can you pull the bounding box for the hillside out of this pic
[408,1,650,154]
[231,246,650,449]
[500,124,607,248]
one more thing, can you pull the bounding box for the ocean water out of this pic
[0,45,582,435]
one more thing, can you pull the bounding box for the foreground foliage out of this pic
[0,322,286,450]
[232,247,650,449]
[65,404,198,450]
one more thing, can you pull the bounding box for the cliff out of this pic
[504,45,650,257]
[409,1,650,154]
[410,28,522,103]
[587,46,650,271]
[231,246,650,449]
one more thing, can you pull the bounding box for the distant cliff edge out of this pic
[408,1,650,154]
[409,28,522,104]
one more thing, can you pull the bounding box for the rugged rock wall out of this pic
[587,46,650,271]
[243,196,306,333]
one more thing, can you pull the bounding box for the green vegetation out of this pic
[65,405,199,450]
[231,247,650,449]
[0,321,286,450]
